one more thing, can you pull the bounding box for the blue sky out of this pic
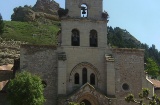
[0,0,160,51]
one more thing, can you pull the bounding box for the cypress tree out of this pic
[0,13,4,35]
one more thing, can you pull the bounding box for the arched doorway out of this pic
[77,93,99,105]
[81,99,91,105]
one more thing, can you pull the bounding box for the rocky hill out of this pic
[33,0,59,15]
[11,0,59,22]
[0,0,61,66]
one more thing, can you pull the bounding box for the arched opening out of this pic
[82,68,87,84]
[90,73,95,85]
[90,30,98,47]
[81,99,91,105]
[74,73,79,84]
[81,4,88,18]
[71,29,80,46]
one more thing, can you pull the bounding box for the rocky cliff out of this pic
[11,0,60,22]
[33,0,59,15]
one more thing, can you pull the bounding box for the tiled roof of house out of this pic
[0,64,13,70]
[0,64,13,91]
[149,79,160,88]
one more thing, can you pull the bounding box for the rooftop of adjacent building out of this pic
[0,64,13,71]
[149,79,160,89]
[0,64,13,91]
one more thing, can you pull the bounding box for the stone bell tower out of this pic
[60,0,108,48]
[57,0,110,104]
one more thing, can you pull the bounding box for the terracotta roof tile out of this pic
[0,64,13,70]
[149,79,160,88]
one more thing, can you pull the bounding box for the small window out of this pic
[122,83,129,91]
[74,73,79,84]
[82,68,87,84]
[42,80,47,88]
[90,73,95,85]
[90,30,98,47]
[81,4,88,18]
[71,29,80,46]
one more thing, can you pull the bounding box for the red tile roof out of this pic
[0,64,13,90]
[149,79,160,88]
[0,64,13,70]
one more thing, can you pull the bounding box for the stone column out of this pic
[105,54,115,96]
[58,52,67,94]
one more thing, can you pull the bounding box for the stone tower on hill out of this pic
[19,0,154,105]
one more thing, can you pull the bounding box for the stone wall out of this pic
[61,19,108,48]
[58,46,107,94]
[112,48,145,104]
[0,38,26,65]
[20,44,58,105]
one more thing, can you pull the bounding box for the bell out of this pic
[82,10,86,14]
[81,6,86,14]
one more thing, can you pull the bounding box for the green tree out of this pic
[7,71,45,105]
[125,88,160,105]
[0,13,4,35]
[146,58,159,78]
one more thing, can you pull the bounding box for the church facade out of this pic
[20,0,154,105]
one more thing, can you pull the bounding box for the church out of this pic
[4,0,156,105]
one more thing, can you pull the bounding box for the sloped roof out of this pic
[0,64,13,70]
[67,82,115,99]
[0,64,13,91]
[149,79,160,88]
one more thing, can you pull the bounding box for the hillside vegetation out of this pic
[2,20,60,45]
[0,19,60,65]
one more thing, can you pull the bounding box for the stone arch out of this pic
[77,93,99,105]
[69,62,100,83]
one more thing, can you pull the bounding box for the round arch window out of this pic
[122,83,129,91]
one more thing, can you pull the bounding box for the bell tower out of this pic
[60,0,108,47]
[58,0,109,95]
[65,0,103,20]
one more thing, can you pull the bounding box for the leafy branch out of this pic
[125,88,160,105]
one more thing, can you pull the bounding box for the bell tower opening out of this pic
[90,30,98,47]
[81,4,88,18]
[71,29,80,46]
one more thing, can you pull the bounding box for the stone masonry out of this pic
[20,45,58,105]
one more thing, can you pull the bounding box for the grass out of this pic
[1,20,60,45]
